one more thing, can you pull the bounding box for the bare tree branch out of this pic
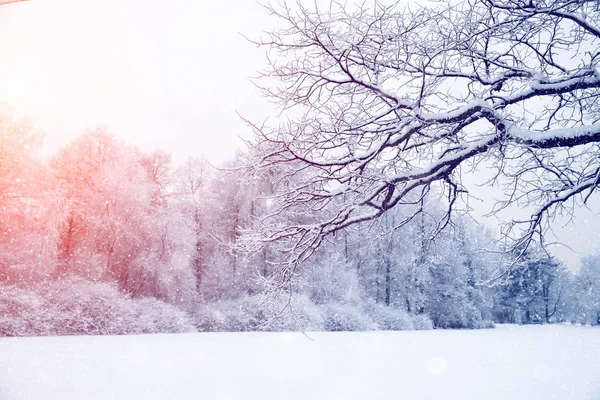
[244,0,600,281]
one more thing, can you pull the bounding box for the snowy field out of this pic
[0,324,599,400]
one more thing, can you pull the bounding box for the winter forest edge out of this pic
[2,0,600,336]
[1,113,598,336]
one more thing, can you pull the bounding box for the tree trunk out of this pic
[58,215,75,275]
[385,258,391,306]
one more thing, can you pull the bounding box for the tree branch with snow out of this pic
[244,0,600,284]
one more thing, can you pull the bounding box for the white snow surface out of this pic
[0,324,599,400]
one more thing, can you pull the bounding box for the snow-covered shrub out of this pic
[364,301,431,330]
[366,302,414,330]
[304,252,364,306]
[0,284,44,336]
[263,293,325,332]
[194,294,435,332]
[193,305,226,332]
[195,297,260,332]
[130,297,196,334]
[0,278,196,336]
[195,293,325,332]
[427,299,493,329]
[322,302,377,331]
[411,314,435,330]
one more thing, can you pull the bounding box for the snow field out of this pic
[0,324,598,400]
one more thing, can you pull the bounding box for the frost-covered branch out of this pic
[245,0,600,280]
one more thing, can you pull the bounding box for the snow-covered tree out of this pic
[52,129,154,281]
[493,248,564,324]
[422,218,496,328]
[140,150,172,207]
[172,156,211,293]
[0,107,60,284]
[245,0,600,277]
[572,255,600,325]
[51,129,196,306]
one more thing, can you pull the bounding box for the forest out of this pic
[2,0,600,337]
[1,106,598,336]
[3,0,600,398]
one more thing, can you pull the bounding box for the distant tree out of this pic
[51,129,196,306]
[140,150,172,207]
[173,156,211,294]
[173,154,270,301]
[246,0,600,278]
[0,107,59,284]
[573,255,600,325]
[422,218,496,328]
[494,249,563,324]
[51,130,151,280]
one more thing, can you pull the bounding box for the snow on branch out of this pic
[245,0,600,280]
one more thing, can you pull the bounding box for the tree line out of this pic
[0,106,598,335]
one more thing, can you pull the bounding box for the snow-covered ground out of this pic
[0,324,598,400]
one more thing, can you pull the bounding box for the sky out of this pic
[1,0,599,270]
[0,0,273,163]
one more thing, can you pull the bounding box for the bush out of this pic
[0,278,196,336]
[195,293,325,332]
[195,297,261,332]
[195,294,437,332]
[427,299,493,329]
[0,285,43,336]
[322,302,377,332]
[364,301,433,330]
[411,314,435,330]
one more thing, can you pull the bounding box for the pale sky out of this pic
[0,0,272,163]
[1,0,598,270]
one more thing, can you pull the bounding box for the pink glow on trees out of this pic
[0,106,60,284]
[50,129,196,307]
